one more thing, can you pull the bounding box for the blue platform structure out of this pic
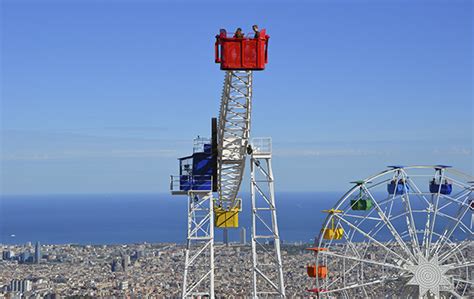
[178,141,213,191]
[170,118,218,195]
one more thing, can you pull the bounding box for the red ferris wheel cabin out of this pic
[215,28,269,70]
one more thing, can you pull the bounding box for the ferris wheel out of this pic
[307,165,474,298]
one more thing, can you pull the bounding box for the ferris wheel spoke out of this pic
[429,189,473,256]
[343,190,388,237]
[334,214,412,265]
[335,233,368,290]
[436,201,454,215]
[447,168,474,180]
[405,176,435,256]
[339,290,351,299]
[399,176,422,255]
[452,277,474,285]
[432,206,472,256]
[439,189,472,209]
[405,176,431,206]
[443,289,463,299]
[427,168,448,254]
[319,250,406,271]
[322,265,353,290]
[444,261,474,270]
[447,175,474,189]
[439,241,472,264]
[352,200,399,260]
[368,193,398,238]
[436,211,473,233]
[322,276,389,294]
[363,186,418,263]
[343,213,382,221]
[344,212,383,256]
[336,217,364,261]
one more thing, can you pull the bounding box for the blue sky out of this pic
[1,0,472,195]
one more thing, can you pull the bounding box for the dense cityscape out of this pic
[1,239,472,298]
[0,240,312,298]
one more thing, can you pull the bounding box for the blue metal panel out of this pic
[204,143,212,154]
[180,175,192,191]
[192,153,213,176]
[192,176,212,191]
[178,175,212,191]
[177,138,214,191]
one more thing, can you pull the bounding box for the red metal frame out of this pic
[215,28,269,70]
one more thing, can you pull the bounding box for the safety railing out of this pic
[193,137,211,154]
[170,175,213,194]
[251,137,272,155]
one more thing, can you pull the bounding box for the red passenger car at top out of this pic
[215,28,269,71]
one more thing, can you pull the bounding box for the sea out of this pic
[0,192,338,245]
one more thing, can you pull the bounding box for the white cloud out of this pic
[1,149,178,161]
[273,148,393,157]
[432,147,472,156]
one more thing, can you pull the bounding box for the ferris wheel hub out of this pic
[406,253,451,297]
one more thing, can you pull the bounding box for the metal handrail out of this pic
[193,137,211,153]
[251,137,272,155]
[170,175,213,193]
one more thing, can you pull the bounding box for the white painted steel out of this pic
[179,70,284,298]
[182,191,215,299]
[312,166,474,298]
[217,70,252,209]
[250,138,285,298]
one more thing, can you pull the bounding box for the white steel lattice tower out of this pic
[173,67,285,298]
[217,70,252,209]
[250,138,286,298]
[182,191,215,298]
[173,29,282,298]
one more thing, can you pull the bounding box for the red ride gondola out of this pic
[215,28,269,70]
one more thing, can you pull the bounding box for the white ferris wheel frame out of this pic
[312,165,474,299]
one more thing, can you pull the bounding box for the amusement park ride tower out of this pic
[170,28,286,298]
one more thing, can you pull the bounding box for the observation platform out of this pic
[250,137,272,158]
[170,175,212,195]
[170,136,216,195]
[215,28,269,70]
